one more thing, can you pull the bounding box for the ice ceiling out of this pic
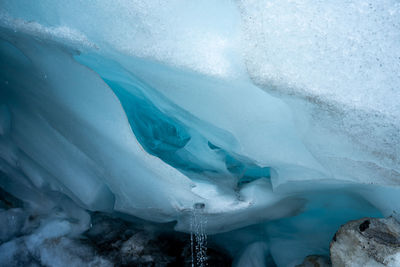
[0,0,399,266]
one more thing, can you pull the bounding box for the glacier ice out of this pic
[0,0,399,266]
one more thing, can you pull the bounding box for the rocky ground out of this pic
[0,188,232,267]
[84,213,232,267]
[297,216,400,267]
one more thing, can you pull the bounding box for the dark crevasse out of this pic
[76,54,271,187]
[104,78,194,171]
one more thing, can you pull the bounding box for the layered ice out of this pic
[239,0,400,187]
[0,0,399,266]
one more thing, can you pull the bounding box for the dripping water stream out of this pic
[190,203,207,267]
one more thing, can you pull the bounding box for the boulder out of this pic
[330,217,400,267]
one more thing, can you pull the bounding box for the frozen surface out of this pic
[239,0,400,188]
[0,1,399,266]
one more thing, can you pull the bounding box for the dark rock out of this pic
[83,213,232,267]
[359,220,370,232]
[296,255,331,267]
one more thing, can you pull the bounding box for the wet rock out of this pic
[330,217,400,267]
[38,237,113,267]
[84,213,232,266]
[120,232,150,259]
[296,255,331,267]
[0,210,232,267]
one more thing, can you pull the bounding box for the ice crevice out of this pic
[0,25,308,235]
[73,52,307,234]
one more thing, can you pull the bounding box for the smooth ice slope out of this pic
[0,1,400,266]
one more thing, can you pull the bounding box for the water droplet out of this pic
[190,206,208,267]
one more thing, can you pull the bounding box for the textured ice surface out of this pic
[239,0,400,188]
[0,0,399,266]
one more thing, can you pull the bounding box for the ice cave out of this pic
[0,1,399,266]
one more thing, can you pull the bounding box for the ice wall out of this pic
[0,0,399,266]
[239,0,400,187]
